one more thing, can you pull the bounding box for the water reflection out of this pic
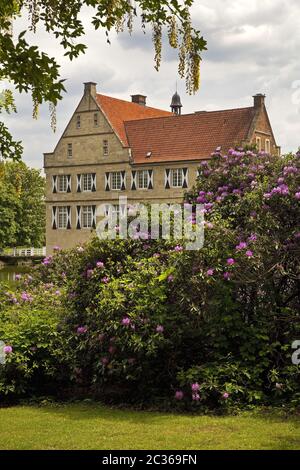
[0,265,31,286]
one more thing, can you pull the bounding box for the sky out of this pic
[2,0,300,169]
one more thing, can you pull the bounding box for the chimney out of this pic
[84,82,97,99]
[253,93,266,109]
[131,94,147,106]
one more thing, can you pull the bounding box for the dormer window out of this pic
[94,113,99,127]
[76,115,81,129]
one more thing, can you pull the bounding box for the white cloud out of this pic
[1,0,300,168]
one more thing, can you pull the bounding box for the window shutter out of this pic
[121,171,126,190]
[165,169,170,189]
[52,206,57,229]
[182,168,188,188]
[67,175,72,193]
[77,174,82,193]
[52,176,57,193]
[67,206,71,229]
[76,206,81,230]
[105,172,110,191]
[131,171,137,190]
[148,170,153,189]
[92,205,96,229]
[91,173,96,192]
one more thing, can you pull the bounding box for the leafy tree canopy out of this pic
[0,160,45,249]
[0,0,207,160]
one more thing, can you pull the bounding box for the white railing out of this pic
[4,247,46,258]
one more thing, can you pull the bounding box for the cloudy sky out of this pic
[2,0,300,169]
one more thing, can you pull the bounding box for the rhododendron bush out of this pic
[0,149,299,410]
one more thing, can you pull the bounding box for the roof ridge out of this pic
[124,106,254,125]
[97,93,171,115]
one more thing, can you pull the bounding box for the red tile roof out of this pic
[96,94,172,146]
[124,107,256,164]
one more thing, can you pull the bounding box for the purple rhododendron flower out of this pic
[245,250,253,257]
[227,258,235,266]
[96,261,104,269]
[77,326,88,334]
[15,274,21,281]
[121,317,131,326]
[248,233,257,242]
[53,245,61,251]
[206,269,214,276]
[156,325,164,333]
[4,345,13,354]
[295,192,300,200]
[191,382,200,392]
[175,391,184,400]
[101,277,109,283]
[174,245,183,252]
[21,292,33,302]
[223,272,231,280]
[167,275,174,283]
[222,392,229,399]
[55,290,61,296]
[101,357,109,365]
[235,242,247,251]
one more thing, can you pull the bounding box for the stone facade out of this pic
[44,83,279,253]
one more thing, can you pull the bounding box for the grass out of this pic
[0,403,299,450]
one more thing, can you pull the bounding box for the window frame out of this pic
[170,168,183,188]
[76,115,81,129]
[82,173,93,192]
[67,143,72,158]
[57,206,68,230]
[57,175,68,193]
[137,170,149,189]
[103,139,109,156]
[111,171,122,191]
[81,205,93,229]
[256,136,261,152]
[265,139,271,153]
[94,113,99,127]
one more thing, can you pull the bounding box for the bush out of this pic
[0,149,299,411]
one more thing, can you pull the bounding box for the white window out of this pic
[111,171,121,190]
[76,115,81,129]
[94,113,99,127]
[58,175,68,192]
[82,173,93,192]
[137,170,149,189]
[82,205,93,229]
[103,139,109,156]
[265,139,271,153]
[58,207,68,229]
[67,143,72,158]
[256,137,261,152]
[171,168,183,188]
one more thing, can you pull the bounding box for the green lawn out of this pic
[0,403,299,450]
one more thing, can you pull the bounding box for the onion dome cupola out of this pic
[170,91,182,115]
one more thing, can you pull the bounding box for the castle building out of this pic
[44,82,280,252]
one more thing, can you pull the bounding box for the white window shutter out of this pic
[148,170,153,189]
[182,168,188,188]
[92,205,96,229]
[52,176,57,193]
[76,206,81,229]
[77,174,82,192]
[131,171,137,190]
[67,206,71,229]
[52,206,57,229]
[92,173,96,192]
[67,175,71,193]
[165,169,170,189]
[105,172,110,191]
[121,171,126,190]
